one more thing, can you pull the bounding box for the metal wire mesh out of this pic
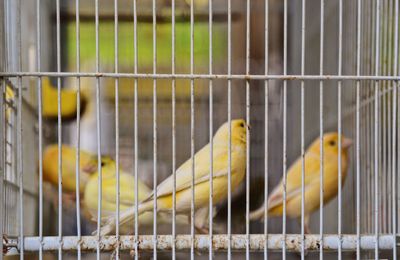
[0,0,399,259]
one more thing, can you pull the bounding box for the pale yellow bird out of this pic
[41,77,87,120]
[5,85,15,122]
[98,119,248,235]
[42,144,98,194]
[83,158,188,232]
[249,132,352,233]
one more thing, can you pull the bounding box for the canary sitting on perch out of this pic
[249,132,352,233]
[98,119,249,235]
[83,157,189,232]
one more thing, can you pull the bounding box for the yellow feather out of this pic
[5,85,15,121]
[41,77,87,120]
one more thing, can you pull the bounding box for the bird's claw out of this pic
[2,235,9,254]
[195,226,209,234]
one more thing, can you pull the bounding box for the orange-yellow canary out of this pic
[249,132,352,233]
[41,77,87,121]
[98,119,249,235]
[42,144,98,193]
[5,86,15,121]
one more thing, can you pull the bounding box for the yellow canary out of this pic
[42,144,98,193]
[41,77,87,120]
[249,132,352,233]
[98,119,248,235]
[83,158,150,217]
[83,158,188,233]
[5,85,15,121]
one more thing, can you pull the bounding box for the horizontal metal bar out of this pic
[57,12,242,23]
[4,235,396,253]
[3,179,37,198]
[1,72,400,81]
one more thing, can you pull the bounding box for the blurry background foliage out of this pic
[66,21,227,99]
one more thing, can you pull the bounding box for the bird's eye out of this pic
[329,140,336,146]
[240,122,244,127]
[101,161,105,167]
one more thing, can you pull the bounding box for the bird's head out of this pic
[82,155,115,175]
[100,156,114,167]
[214,119,249,144]
[309,132,353,154]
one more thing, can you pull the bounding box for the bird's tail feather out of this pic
[95,200,154,236]
[249,204,266,221]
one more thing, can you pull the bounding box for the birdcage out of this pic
[0,0,399,259]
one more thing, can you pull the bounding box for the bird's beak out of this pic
[82,161,98,174]
[342,137,353,149]
[247,124,251,131]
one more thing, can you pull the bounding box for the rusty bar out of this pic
[3,235,396,253]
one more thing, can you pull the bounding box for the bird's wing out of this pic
[268,152,321,209]
[101,173,151,210]
[143,144,229,202]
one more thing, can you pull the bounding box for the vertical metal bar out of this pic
[264,0,269,259]
[365,0,371,237]
[319,0,325,258]
[337,0,343,257]
[16,0,23,257]
[387,1,394,233]
[55,0,63,257]
[398,61,400,241]
[392,0,399,258]
[370,0,376,241]
[17,77,23,260]
[171,0,176,258]
[245,0,251,259]
[381,0,388,235]
[0,80,4,260]
[300,0,306,258]
[114,0,120,258]
[356,0,362,258]
[374,0,380,258]
[12,68,16,239]
[227,0,232,258]
[189,0,195,259]
[387,27,392,233]
[95,0,102,259]
[36,0,43,257]
[75,0,82,258]
[132,0,139,258]
[208,0,213,259]
[152,0,157,258]
[0,1,5,255]
[282,0,288,258]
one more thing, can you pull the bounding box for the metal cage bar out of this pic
[74,0,82,258]
[4,234,397,252]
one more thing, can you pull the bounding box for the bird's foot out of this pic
[195,226,209,234]
[2,235,9,254]
[62,193,77,208]
[130,249,140,258]
[304,224,310,235]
